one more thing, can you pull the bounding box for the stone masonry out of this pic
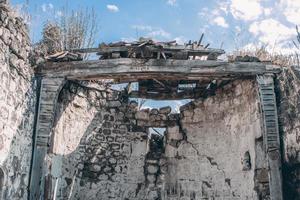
[1,2,300,200]
[46,79,269,200]
[0,3,35,199]
[276,66,300,199]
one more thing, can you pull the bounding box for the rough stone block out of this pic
[147,165,159,174]
[107,100,122,107]
[150,109,159,115]
[135,110,149,121]
[159,106,171,114]
[167,126,182,140]
[1,27,10,45]
[0,106,9,119]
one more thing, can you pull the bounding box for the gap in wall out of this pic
[110,82,193,113]
[132,99,192,113]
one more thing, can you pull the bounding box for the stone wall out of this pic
[276,66,300,199]
[164,79,266,199]
[48,81,175,199]
[0,3,35,200]
[49,79,267,200]
[1,2,300,200]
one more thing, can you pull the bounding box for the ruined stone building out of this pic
[0,2,300,200]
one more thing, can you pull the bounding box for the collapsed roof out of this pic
[46,37,225,62]
[41,38,280,100]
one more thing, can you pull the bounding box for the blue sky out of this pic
[10,0,300,54]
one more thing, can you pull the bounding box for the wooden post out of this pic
[257,74,283,200]
[29,78,65,200]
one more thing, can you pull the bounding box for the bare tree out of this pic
[59,8,98,51]
[41,22,63,54]
[35,7,98,57]
[293,25,300,67]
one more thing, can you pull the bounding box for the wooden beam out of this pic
[37,58,281,81]
[70,46,225,56]
[129,91,203,100]
[257,75,283,200]
[30,78,66,200]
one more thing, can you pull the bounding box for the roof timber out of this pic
[38,58,281,81]
[71,46,225,56]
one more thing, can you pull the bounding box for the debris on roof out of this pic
[94,37,225,60]
[46,35,226,62]
[54,35,225,62]
[46,51,83,62]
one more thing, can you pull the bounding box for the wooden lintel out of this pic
[70,46,225,56]
[129,90,205,100]
[38,58,281,81]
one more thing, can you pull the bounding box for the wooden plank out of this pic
[129,91,202,100]
[70,46,225,56]
[257,75,283,200]
[29,78,66,200]
[129,86,208,99]
[37,59,281,80]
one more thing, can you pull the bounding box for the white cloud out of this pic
[147,29,171,39]
[264,8,272,16]
[235,26,242,33]
[41,3,54,12]
[132,25,153,32]
[132,25,171,39]
[198,7,229,29]
[280,0,300,25]
[107,4,119,13]
[174,36,187,44]
[212,16,229,28]
[121,37,137,43]
[249,19,295,45]
[243,42,297,55]
[197,8,209,17]
[167,0,177,6]
[230,0,263,21]
[218,1,230,14]
[55,11,63,18]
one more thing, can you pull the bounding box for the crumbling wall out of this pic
[49,81,177,199]
[276,66,300,199]
[49,79,266,200]
[0,3,35,199]
[163,79,266,199]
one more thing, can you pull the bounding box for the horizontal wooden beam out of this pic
[70,46,225,56]
[129,90,204,100]
[37,58,281,81]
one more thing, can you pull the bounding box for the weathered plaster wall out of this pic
[49,79,266,200]
[49,82,149,200]
[276,67,300,199]
[163,79,266,199]
[0,3,35,199]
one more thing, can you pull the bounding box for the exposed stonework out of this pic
[168,79,265,199]
[46,79,270,199]
[0,3,35,199]
[2,2,300,200]
[46,81,177,199]
[276,66,300,199]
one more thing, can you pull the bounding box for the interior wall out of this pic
[49,79,266,200]
[276,66,300,199]
[166,79,266,199]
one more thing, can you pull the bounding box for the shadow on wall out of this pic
[0,80,37,199]
[275,66,300,200]
[46,82,149,199]
[45,79,264,200]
